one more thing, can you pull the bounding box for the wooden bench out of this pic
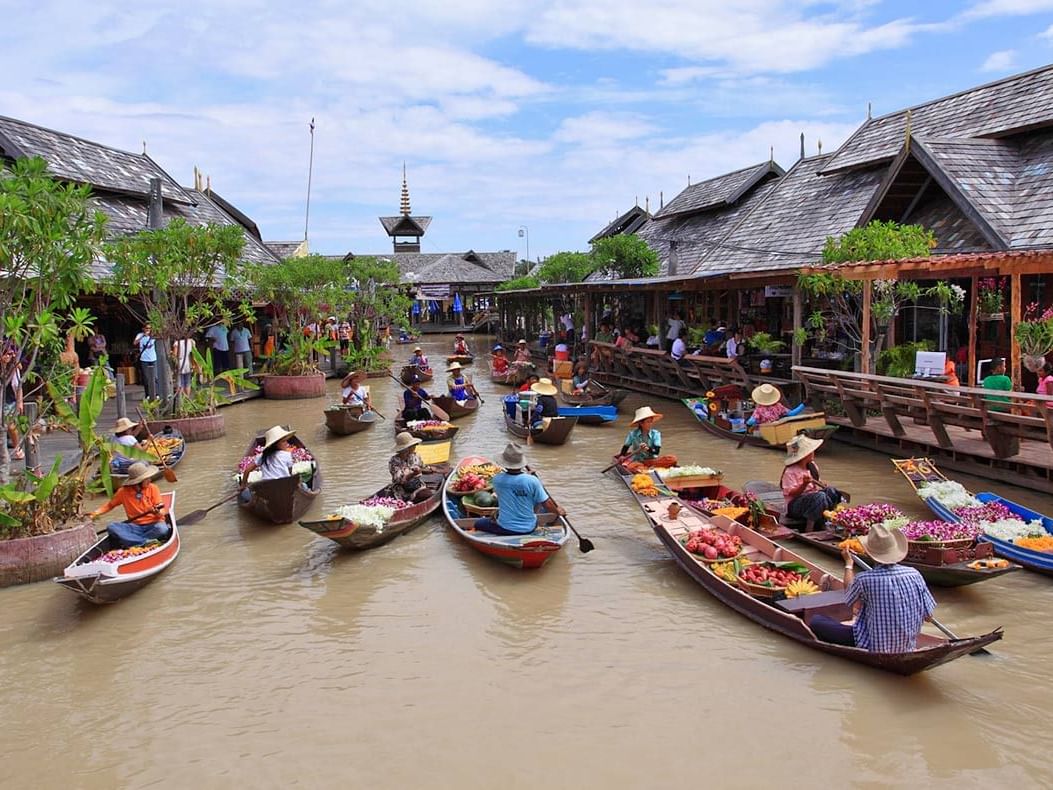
[682,355,751,392]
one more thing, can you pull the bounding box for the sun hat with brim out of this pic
[114,417,138,434]
[394,432,423,452]
[859,523,908,565]
[456,333,464,338]
[784,434,824,466]
[630,406,663,426]
[498,442,526,470]
[414,346,423,352]
[531,378,558,396]
[517,339,527,345]
[122,461,159,487]
[751,383,782,407]
[262,425,295,452]
[446,362,464,372]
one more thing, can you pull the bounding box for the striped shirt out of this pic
[846,564,936,653]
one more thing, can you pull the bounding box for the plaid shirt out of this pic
[846,564,936,653]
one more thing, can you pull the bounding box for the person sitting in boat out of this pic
[390,431,437,503]
[749,384,788,426]
[111,416,143,468]
[239,427,299,501]
[780,435,847,531]
[518,372,540,393]
[472,443,565,535]
[446,361,476,402]
[616,406,663,464]
[571,360,591,394]
[403,378,433,422]
[409,346,429,369]
[87,461,170,548]
[513,339,532,364]
[340,370,372,410]
[810,524,936,652]
[453,333,470,356]
[530,378,560,427]
[491,345,509,375]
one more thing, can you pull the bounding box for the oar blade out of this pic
[179,509,210,526]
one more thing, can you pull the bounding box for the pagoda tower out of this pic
[379,164,432,253]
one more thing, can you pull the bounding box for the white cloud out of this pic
[963,0,1053,19]
[980,49,1018,72]
[1040,23,1053,39]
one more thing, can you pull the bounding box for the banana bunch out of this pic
[785,578,820,598]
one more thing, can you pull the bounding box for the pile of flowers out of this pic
[826,503,903,536]
[1016,535,1053,552]
[916,480,979,510]
[898,520,981,543]
[657,465,721,479]
[630,473,659,496]
[337,503,396,528]
[360,495,411,510]
[953,501,1046,542]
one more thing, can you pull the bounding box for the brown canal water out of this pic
[2,335,1051,788]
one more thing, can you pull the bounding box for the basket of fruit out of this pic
[449,464,501,497]
[462,490,499,517]
[681,528,742,562]
[737,561,813,600]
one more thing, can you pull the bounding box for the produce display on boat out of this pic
[655,465,721,480]
[914,482,1047,541]
[825,503,902,536]
[681,528,742,560]
[449,463,501,493]
[406,419,457,433]
[619,455,678,473]
[99,542,163,563]
[629,473,660,496]
[141,436,183,462]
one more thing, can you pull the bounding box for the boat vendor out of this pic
[750,384,788,425]
[446,361,477,402]
[111,417,144,467]
[471,443,566,535]
[390,432,438,503]
[571,360,591,394]
[513,339,532,364]
[518,372,540,393]
[239,427,299,497]
[453,333,471,356]
[409,345,429,369]
[340,370,373,410]
[616,406,663,463]
[981,357,1012,412]
[780,435,848,531]
[809,524,936,652]
[491,345,509,375]
[530,377,560,427]
[87,462,170,548]
[403,378,433,422]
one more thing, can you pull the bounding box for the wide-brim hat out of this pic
[262,425,295,452]
[751,383,782,407]
[114,417,138,434]
[122,461,159,487]
[394,431,423,452]
[630,406,663,426]
[517,339,527,345]
[347,370,364,380]
[784,434,824,466]
[531,377,558,396]
[446,361,464,372]
[414,346,423,352]
[859,523,908,565]
[499,442,525,470]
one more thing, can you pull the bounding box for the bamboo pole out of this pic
[967,275,979,387]
[861,279,873,374]
[1010,272,1022,389]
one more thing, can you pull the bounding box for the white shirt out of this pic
[726,337,741,359]
[173,338,195,374]
[671,337,686,360]
[114,433,138,462]
[342,384,368,405]
[258,449,294,481]
[666,318,685,340]
[560,313,574,332]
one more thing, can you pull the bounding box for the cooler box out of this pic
[553,360,573,378]
[539,332,551,348]
[554,349,570,361]
[757,412,827,445]
[503,394,519,418]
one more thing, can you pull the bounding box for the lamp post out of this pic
[517,225,529,270]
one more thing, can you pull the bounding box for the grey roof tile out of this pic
[589,206,651,243]
[343,250,515,285]
[379,215,432,235]
[653,161,784,219]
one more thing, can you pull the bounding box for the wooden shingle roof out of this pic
[589,205,651,243]
[653,161,784,219]
[343,250,515,285]
[379,215,432,235]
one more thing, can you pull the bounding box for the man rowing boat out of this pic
[471,443,565,535]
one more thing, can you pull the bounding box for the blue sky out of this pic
[2,0,1053,260]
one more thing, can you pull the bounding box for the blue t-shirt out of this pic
[230,327,252,353]
[492,471,548,534]
[404,387,429,410]
[206,325,229,352]
[135,333,157,363]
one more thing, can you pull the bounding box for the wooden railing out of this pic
[794,365,1053,459]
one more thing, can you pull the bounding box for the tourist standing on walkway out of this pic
[87,330,108,366]
[230,323,253,374]
[2,344,24,461]
[134,324,158,399]
[172,334,196,396]
[1038,361,1053,407]
[665,312,685,353]
[205,321,230,372]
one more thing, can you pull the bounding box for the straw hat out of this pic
[784,434,824,466]
[630,405,663,426]
[347,369,364,381]
[414,345,423,352]
[122,461,158,487]
[751,383,782,407]
[531,377,558,396]
[447,361,464,373]
[859,523,908,565]
[517,339,527,345]
[394,431,422,452]
[114,417,138,435]
[261,425,295,452]
[498,442,526,470]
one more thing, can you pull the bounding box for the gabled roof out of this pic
[343,250,516,285]
[205,190,263,240]
[589,205,651,243]
[265,240,308,259]
[379,215,432,236]
[821,64,1053,174]
[0,114,194,204]
[653,161,784,219]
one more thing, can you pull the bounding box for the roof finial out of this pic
[799,132,805,160]
[687,174,691,186]
[904,110,912,153]
[142,140,147,154]
[818,138,823,155]
[634,195,638,207]
[867,101,872,120]
[400,162,411,216]
[645,195,650,212]
[660,191,664,209]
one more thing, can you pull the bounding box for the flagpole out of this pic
[304,117,315,243]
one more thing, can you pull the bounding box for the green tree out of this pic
[496,275,540,292]
[821,220,935,264]
[536,251,596,284]
[344,256,412,371]
[590,235,659,279]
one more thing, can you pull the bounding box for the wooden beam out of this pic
[967,275,979,387]
[1010,272,1022,389]
[861,279,873,374]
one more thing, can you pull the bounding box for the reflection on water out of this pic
[1,333,1051,786]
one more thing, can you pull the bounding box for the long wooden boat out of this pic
[400,364,433,384]
[110,426,186,484]
[441,455,569,569]
[55,492,180,604]
[682,397,838,449]
[299,471,448,550]
[894,457,1053,576]
[237,432,322,524]
[490,362,536,386]
[446,354,474,365]
[324,406,377,436]
[614,472,1002,674]
[432,395,479,419]
[557,404,617,425]
[503,410,577,446]
[560,385,628,410]
[394,411,459,441]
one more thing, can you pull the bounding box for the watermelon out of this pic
[474,491,497,508]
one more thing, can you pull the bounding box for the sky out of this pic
[2,1,1053,260]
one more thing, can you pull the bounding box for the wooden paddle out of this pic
[180,491,241,526]
[850,554,991,656]
[388,374,450,421]
[136,407,177,483]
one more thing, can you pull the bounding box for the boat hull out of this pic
[324,408,377,435]
[431,396,479,420]
[682,397,837,448]
[503,411,577,445]
[238,432,322,524]
[400,365,433,384]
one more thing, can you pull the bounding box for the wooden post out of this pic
[967,275,979,387]
[22,401,39,474]
[791,289,803,370]
[1010,272,1022,389]
[329,346,338,372]
[861,279,873,374]
[115,373,127,420]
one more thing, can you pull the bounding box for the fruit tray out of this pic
[462,493,498,517]
[736,575,788,601]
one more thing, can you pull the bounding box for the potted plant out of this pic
[977,277,1006,320]
[1016,305,1053,373]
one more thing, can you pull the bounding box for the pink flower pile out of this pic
[828,503,903,536]
[953,502,1011,525]
[237,443,314,472]
[901,520,981,542]
[360,495,410,510]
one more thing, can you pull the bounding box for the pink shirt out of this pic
[753,403,788,424]
[1038,375,1053,407]
[781,463,821,503]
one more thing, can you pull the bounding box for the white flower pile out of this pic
[916,481,979,510]
[657,465,721,479]
[982,518,1047,542]
[292,460,315,476]
[337,504,395,528]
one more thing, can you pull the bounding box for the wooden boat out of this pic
[557,404,617,425]
[400,364,433,384]
[614,472,1003,674]
[237,432,322,524]
[110,425,186,484]
[441,455,569,569]
[299,471,448,550]
[446,354,474,365]
[894,457,1053,576]
[503,410,577,446]
[324,406,378,436]
[55,492,180,604]
[560,385,628,410]
[432,395,479,420]
[682,397,838,449]
[490,361,536,386]
[394,411,459,441]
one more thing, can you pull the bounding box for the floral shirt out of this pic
[752,403,788,424]
[389,451,423,485]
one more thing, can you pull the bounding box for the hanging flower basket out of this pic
[1023,354,1049,373]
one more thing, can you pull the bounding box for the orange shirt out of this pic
[96,483,167,525]
[943,361,960,388]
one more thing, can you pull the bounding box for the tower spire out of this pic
[400,162,411,216]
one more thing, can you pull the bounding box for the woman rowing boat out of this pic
[615,406,662,464]
[340,370,373,410]
[390,432,439,503]
[446,361,477,402]
[780,435,848,531]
